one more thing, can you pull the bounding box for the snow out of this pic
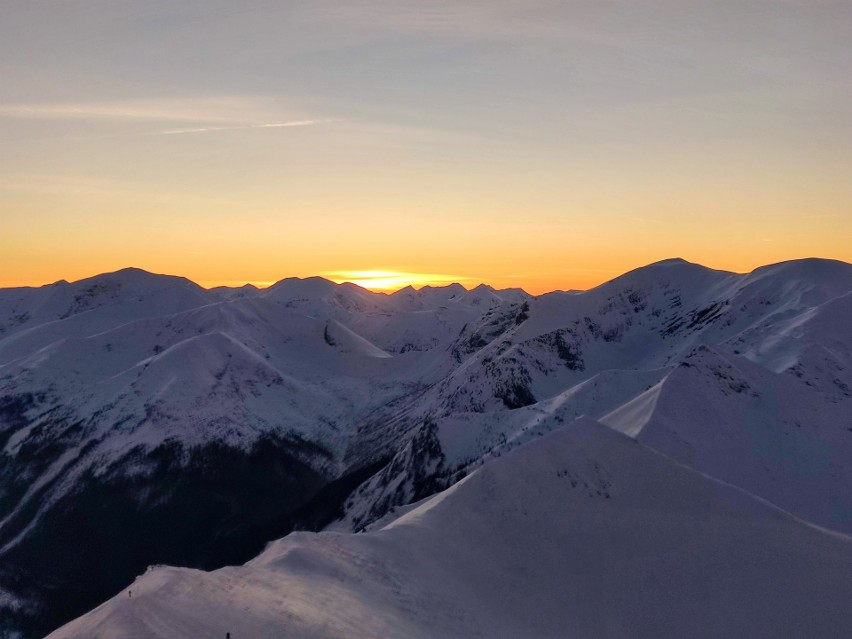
[599,378,665,437]
[619,346,852,532]
[48,418,852,639]
[3,258,852,637]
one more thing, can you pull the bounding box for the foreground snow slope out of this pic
[50,418,852,639]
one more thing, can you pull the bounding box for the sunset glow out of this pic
[1,2,849,293]
[323,271,474,292]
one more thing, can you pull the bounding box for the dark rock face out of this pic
[452,304,525,362]
[532,328,586,371]
[344,420,447,532]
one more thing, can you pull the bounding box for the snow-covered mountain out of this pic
[0,269,528,636]
[2,258,851,637]
[48,419,852,639]
[339,258,852,533]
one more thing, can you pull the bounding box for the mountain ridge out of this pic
[48,416,852,639]
[1,256,850,637]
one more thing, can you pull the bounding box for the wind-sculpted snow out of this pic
[602,345,852,532]
[2,258,852,637]
[48,419,852,639]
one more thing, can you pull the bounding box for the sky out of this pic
[1,1,850,294]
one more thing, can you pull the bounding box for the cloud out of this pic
[157,119,336,135]
[0,97,337,141]
[0,98,254,122]
[0,98,333,131]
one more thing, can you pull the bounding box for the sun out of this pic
[322,270,472,292]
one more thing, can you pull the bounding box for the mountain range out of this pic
[1,258,850,637]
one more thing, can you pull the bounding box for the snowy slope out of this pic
[0,268,209,360]
[48,419,852,639]
[339,257,852,532]
[3,258,852,637]
[601,345,852,533]
[0,268,533,636]
[431,258,852,414]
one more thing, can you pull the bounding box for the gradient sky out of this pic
[1,1,850,293]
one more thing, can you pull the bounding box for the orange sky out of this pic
[1,155,849,294]
[1,2,850,295]
[3,223,849,295]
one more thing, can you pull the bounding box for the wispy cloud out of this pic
[0,98,335,132]
[157,119,336,135]
[0,98,256,122]
[0,97,337,141]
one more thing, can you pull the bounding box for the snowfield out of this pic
[1,257,851,637]
[48,419,852,639]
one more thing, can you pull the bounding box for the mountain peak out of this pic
[392,284,416,295]
[67,267,204,295]
[416,282,467,293]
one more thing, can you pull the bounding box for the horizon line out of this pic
[2,256,847,296]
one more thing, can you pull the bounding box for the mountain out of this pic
[1,258,851,637]
[339,258,852,530]
[47,419,852,639]
[0,269,527,636]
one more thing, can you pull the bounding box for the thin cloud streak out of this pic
[0,98,337,141]
[157,119,337,135]
[0,100,241,122]
[0,98,327,128]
